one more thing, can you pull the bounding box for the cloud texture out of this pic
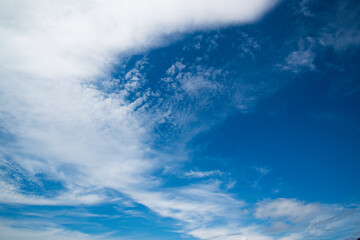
[0,0,279,239]
[1,1,359,240]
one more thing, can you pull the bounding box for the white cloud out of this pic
[188,226,273,240]
[278,39,315,73]
[0,219,113,240]
[318,0,360,50]
[0,1,279,238]
[1,1,358,239]
[255,198,360,239]
[297,0,314,17]
[255,198,321,222]
[0,0,278,79]
[294,0,360,51]
[320,26,360,50]
[278,233,303,240]
[1,1,359,237]
[0,177,104,205]
[255,167,271,176]
[185,170,223,178]
[128,182,245,229]
[284,49,315,71]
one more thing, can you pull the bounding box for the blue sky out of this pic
[0,0,360,239]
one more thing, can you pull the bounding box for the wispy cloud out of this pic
[184,170,223,178]
[255,198,360,239]
[130,182,245,228]
[277,39,315,73]
[318,0,360,50]
[188,225,272,240]
[0,218,114,240]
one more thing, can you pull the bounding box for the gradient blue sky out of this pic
[0,0,360,239]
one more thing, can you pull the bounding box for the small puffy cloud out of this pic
[283,48,315,71]
[276,38,315,73]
